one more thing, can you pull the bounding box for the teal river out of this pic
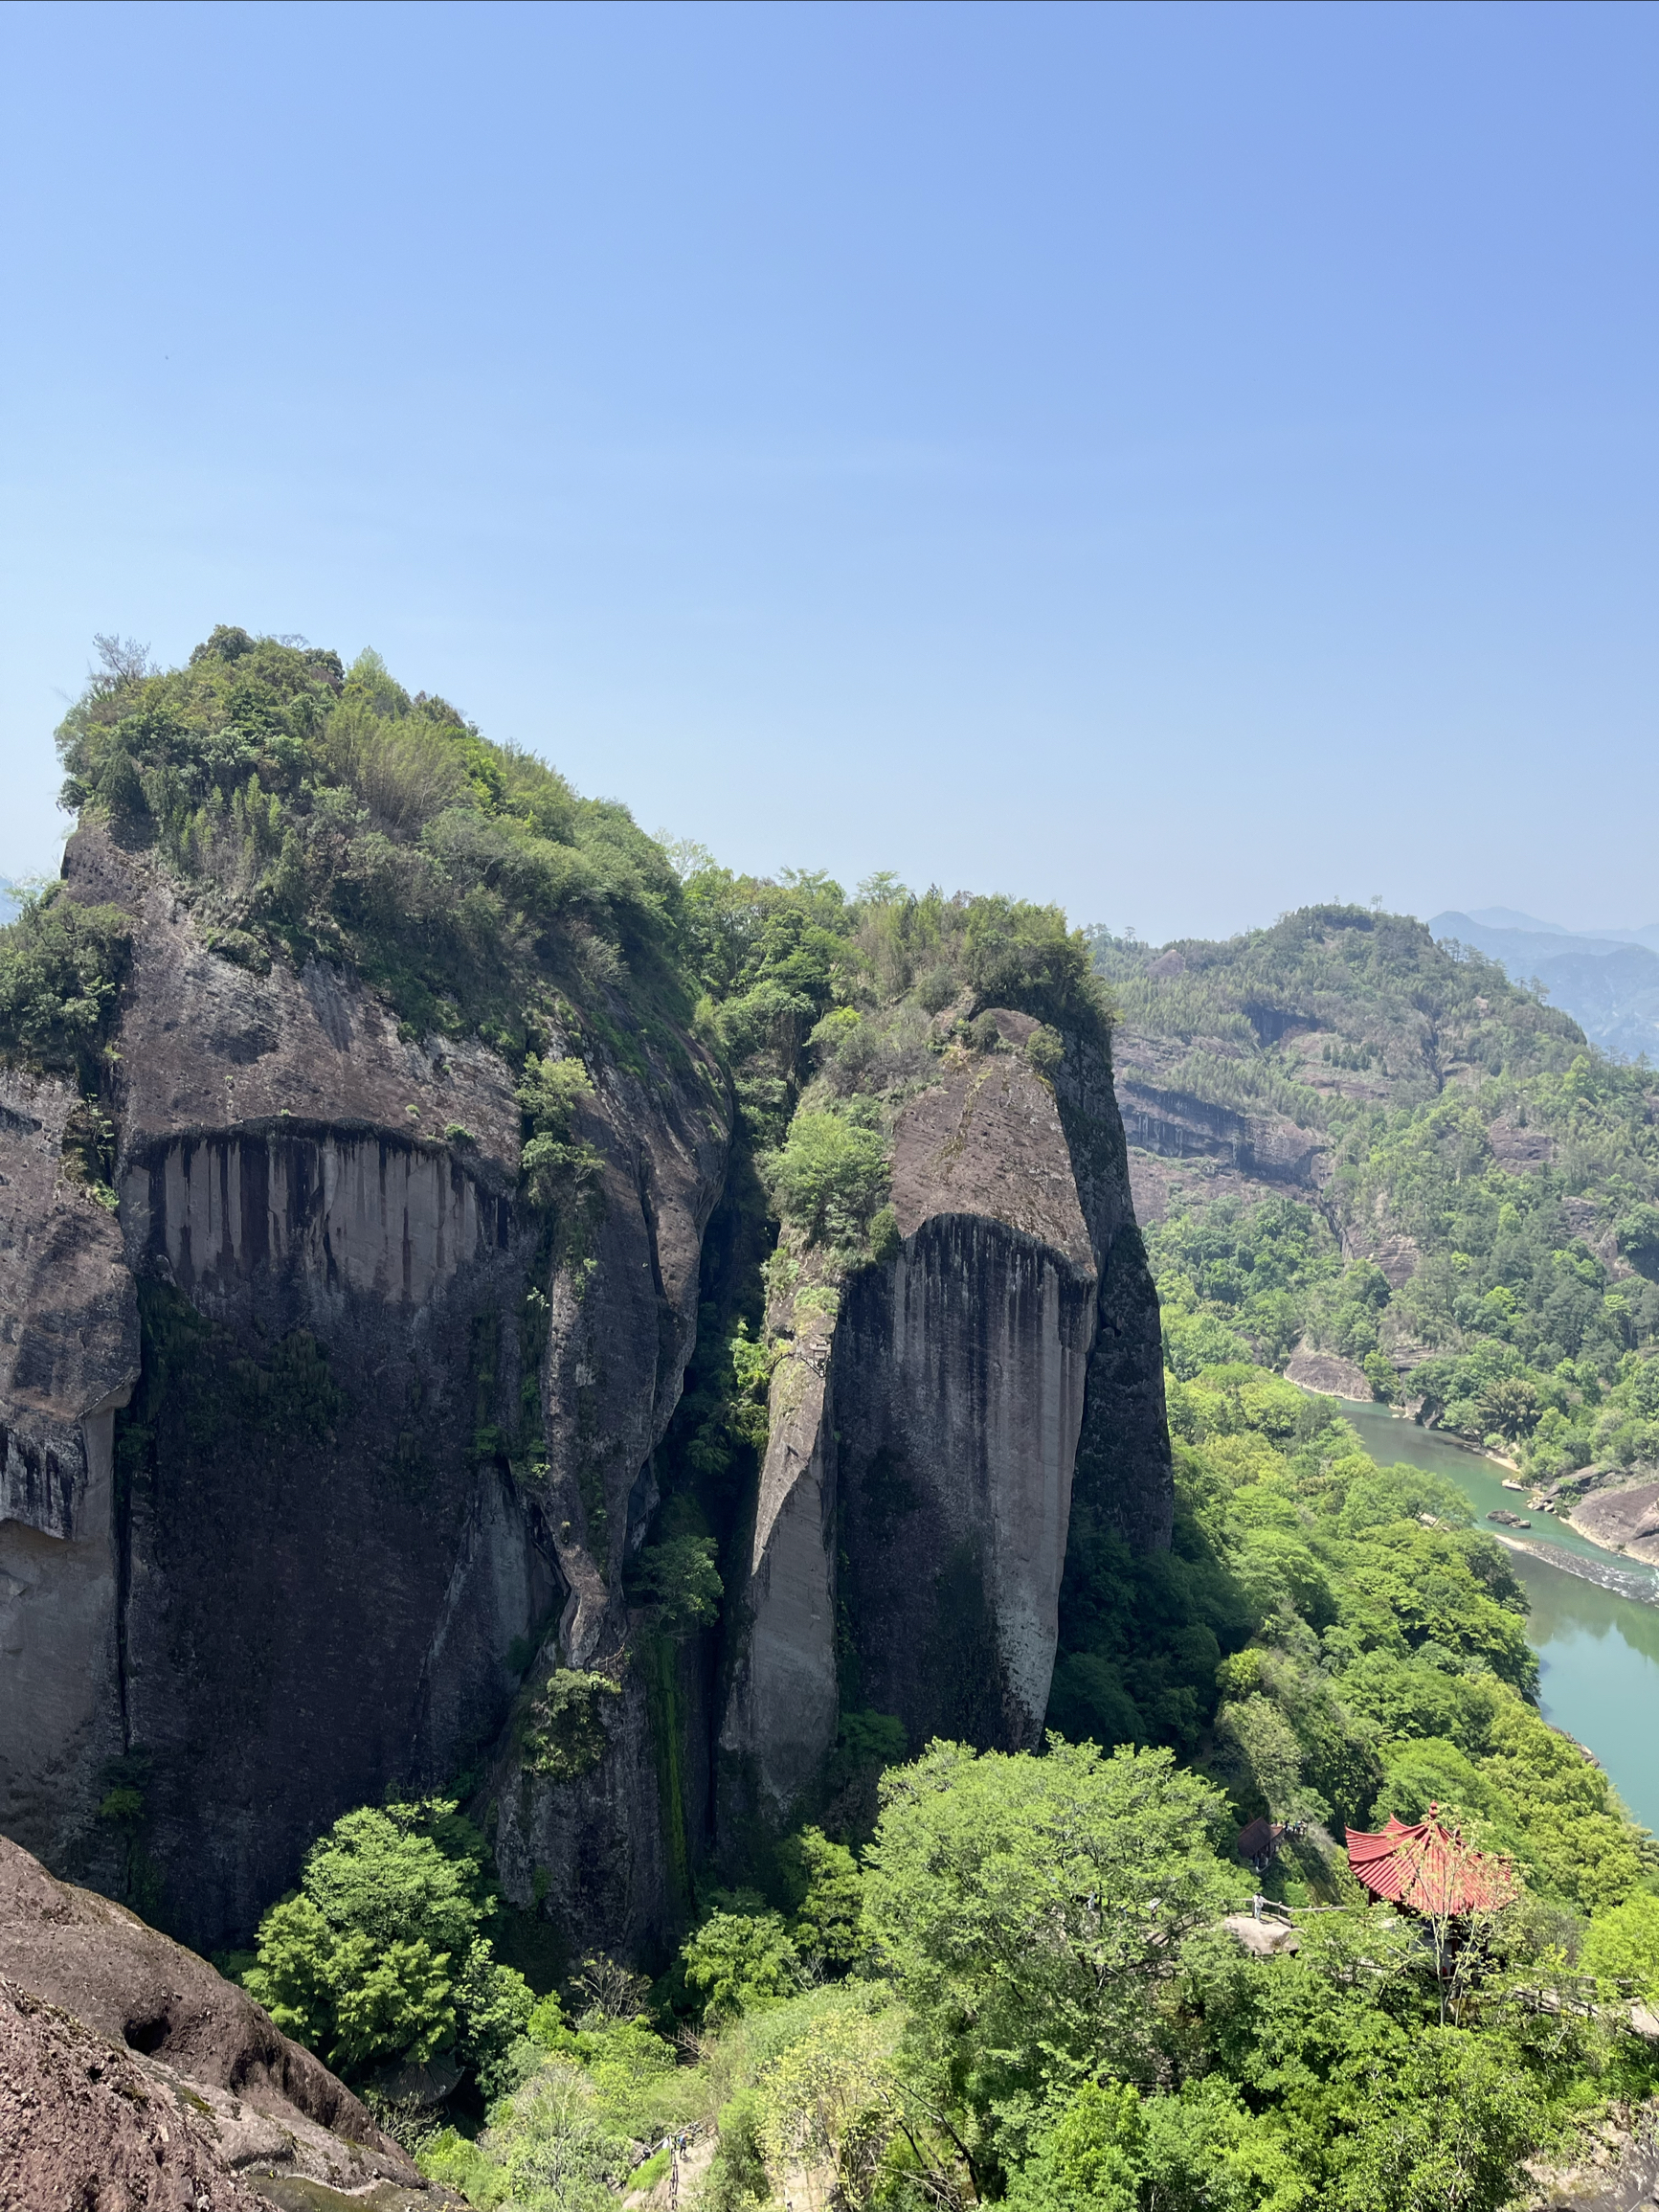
[1325,1398,1659,1835]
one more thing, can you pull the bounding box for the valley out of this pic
[5,633,1659,2210]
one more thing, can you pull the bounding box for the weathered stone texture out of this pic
[836,1211,1097,1754]
[719,1313,840,1824]
[494,1640,712,1970]
[0,1832,416,2201]
[721,1020,1171,1830]
[890,1040,1094,1267]
[539,1048,730,1670]
[0,1065,138,1874]
[0,825,729,1952]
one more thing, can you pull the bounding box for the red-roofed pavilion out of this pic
[1345,1808,1516,1917]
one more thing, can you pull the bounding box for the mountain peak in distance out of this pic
[1467,906,1571,934]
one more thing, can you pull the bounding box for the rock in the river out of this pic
[1569,1478,1659,1566]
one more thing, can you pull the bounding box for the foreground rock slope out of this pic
[0,1832,421,2204]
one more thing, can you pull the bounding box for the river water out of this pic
[1325,1398,1659,1834]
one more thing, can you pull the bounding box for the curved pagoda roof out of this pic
[1345,1810,1516,1915]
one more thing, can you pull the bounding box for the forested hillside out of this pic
[402,1383,1659,2212]
[1096,908,1659,1488]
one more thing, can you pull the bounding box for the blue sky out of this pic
[2,0,1654,940]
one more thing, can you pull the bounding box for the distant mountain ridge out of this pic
[1464,906,1659,953]
[1431,909,1659,1062]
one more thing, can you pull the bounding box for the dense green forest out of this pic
[1094,911,1659,1487]
[13,635,1659,2209]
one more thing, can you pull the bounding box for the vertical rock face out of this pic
[2,822,1169,1963]
[491,1635,715,1969]
[718,1305,841,1828]
[0,1068,138,1877]
[720,1017,1171,1829]
[0,828,729,1950]
[836,1213,1097,1752]
[1052,1019,1177,1563]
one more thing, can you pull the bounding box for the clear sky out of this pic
[2,0,1654,942]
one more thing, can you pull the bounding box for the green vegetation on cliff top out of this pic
[51,626,683,1054]
[29,627,1103,1080]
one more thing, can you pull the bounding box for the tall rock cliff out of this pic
[1,631,1172,1974]
[0,824,728,1951]
[719,1005,1170,1832]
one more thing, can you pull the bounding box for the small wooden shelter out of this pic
[1344,1807,1516,1917]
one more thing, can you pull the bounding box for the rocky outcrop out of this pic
[716,1287,844,1836]
[1285,1343,1373,1401]
[0,1832,419,2201]
[1568,1478,1659,1566]
[3,1983,269,2212]
[1521,2099,1659,2210]
[720,1013,1170,1827]
[492,1634,714,1971]
[0,825,729,1950]
[1112,1065,1325,1192]
[3,821,1174,1963]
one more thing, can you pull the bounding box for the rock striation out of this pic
[0,824,728,1951]
[0,1063,138,1885]
[720,1010,1170,1827]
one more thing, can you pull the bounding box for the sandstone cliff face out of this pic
[0,1062,138,1881]
[0,826,728,1950]
[2,823,1171,1965]
[720,1011,1171,1827]
[491,1633,714,1970]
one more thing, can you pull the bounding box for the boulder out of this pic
[0,1832,420,2198]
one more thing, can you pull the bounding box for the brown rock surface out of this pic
[1222,1913,1301,1958]
[889,1050,1093,1268]
[1109,1028,1328,1192]
[0,1058,141,1871]
[1569,1479,1659,1566]
[68,825,523,1180]
[0,1833,417,2195]
[0,1977,267,2212]
[1285,1343,1372,1401]
[1489,1118,1557,1172]
[1520,2098,1659,2209]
